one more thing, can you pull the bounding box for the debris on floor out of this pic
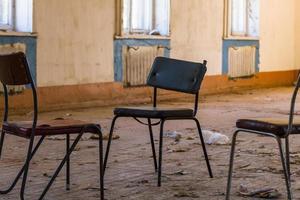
[43,172,52,178]
[164,131,182,140]
[236,163,251,169]
[90,133,120,140]
[65,113,73,117]
[202,130,230,145]
[238,184,281,199]
[167,146,191,153]
[166,170,189,176]
[80,184,100,191]
[174,191,199,198]
[46,133,120,141]
[137,179,149,184]
[46,135,66,140]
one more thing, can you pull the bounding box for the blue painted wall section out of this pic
[222,39,260,75]
[0,35,37,83]
[114,38,170,82]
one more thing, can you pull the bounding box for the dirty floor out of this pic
[1,87,300,200]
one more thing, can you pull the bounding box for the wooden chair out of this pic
[0,52,104,200]
[225,76,300,200]
[104,57,213,187]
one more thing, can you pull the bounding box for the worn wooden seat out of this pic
[114,107,194,118]
[236,118,300,137]
[0,52,104,200]
[3,118,101,138]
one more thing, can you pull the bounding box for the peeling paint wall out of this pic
[35,0,115,87]
[0,43,26,54]
[296,0,300,69]
[260,0,296,72]
[32,0,298,87]
[170,0,298,75]
[170,0,223,75]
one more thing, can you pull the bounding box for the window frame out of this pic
[0,0,33,33]
[116,0,170,38]
[224,0,259,40]
[0,0,14,30]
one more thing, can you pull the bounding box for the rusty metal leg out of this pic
[0,136,45,195]
[277,137,292,200]
[225,130,239,200]
[157,119,165,187]
[66,133,70,190]
[285,137,291,177]
[39,132,85,200]
[103,116,118,174]
[20,134,36,200]
[0,131,5,159]
[194,118,213,178]
[148,118,158,172]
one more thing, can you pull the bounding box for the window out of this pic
[0,0,12,30]
[225,0,259,38]
[0,0,32,32]
[121,0,170,36]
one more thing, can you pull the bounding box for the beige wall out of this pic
[170,0,297,75]
[296,0,300,69]
[260,0,296,72]
[170,0,223,75]
[33,0,298,87]
[35,0,115,87]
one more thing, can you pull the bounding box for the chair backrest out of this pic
[0,52,37,125]
[147,57,207,94]
[0,52,32,86]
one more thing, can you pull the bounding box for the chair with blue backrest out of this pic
[104,56,213,187]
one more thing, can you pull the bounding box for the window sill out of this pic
[0,30,37,37]
[223,36,259,41]
[115,34,170,40]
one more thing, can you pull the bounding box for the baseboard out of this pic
[1,70,298,113]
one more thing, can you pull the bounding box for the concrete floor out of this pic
[1,86,300,200]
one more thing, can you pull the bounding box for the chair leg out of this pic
[20,135,36,200]
[97,127,104,200]
[147,118,158,172]
[39,126,104,200]
[285,136,291,177]
[157,119,165,187]
[103,115,118,174]
[225,130,239,200]
[0,136,45,195]
[0,131,5,159]
[39,131,85,200]
[66,133,70,191]
[276,137,292,200]
[194,118,213,178]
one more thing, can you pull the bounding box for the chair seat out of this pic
[236,118,300,136]
[114,107,194,118]
[3,118,101,138]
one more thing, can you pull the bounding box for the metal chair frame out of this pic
[225,75,300,200]
[104,59,213,187]
[0,53,104,200]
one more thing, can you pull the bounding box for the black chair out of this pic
[225,76,300,200]
[0,52,104,200]
[104,57,213,187]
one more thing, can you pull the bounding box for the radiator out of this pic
[123,46,164,87]
[0,43,26,94]
[228,45,256,78]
